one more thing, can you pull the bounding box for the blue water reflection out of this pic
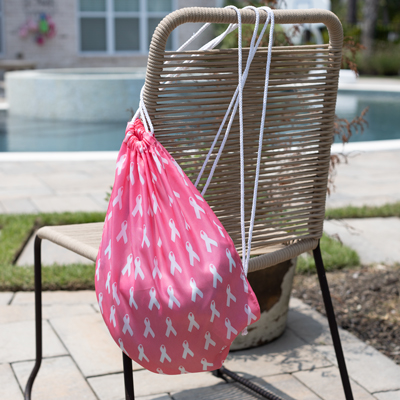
[1,91,400,152]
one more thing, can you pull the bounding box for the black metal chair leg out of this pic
[313,241,354,400]
[24,236,43,400]
[123,352,134,400]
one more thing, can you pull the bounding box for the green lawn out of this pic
[1,202,398,291]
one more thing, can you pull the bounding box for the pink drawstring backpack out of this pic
[95,6,274,375]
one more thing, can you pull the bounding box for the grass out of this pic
[296,233,360,274]
[325,202,400,219]
[1,202,399,291]
[0,212,105,292]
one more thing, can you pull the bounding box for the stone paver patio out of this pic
[1,291,400,399]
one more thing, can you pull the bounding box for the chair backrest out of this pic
[142,7,343,256]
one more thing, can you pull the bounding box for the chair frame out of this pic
[25,7,354,400]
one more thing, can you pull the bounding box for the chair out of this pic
[25,7,353,400]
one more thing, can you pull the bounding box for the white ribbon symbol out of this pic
[132,195,143,217]
[142,224,150,248]
[129,287,138,310]
[123,314,134,336]
[181,210,190,230]
[226,284,237,307]
[157,368,164,374]
[169,219,180,242]
[107,211,112,220]
[189,197,205,219]
[104,239,111,260]
[182,340,194,359]
[172,159,188,186]
[190,278,203,302]
[240,272,249,293]
[200,230,218,253]
[152,172,157,184]
[112,282,120,305]
[116,220,128,244]
[152,256,162,280]
[152,150,162,173]
[137,161,144,185]
[204,331,216,350]
[138,344,149,362]
[168,195,173,207]
[128,161,134,185]
[173,190,180,198]
[160,345,171,363]
[158,237,162,247]
[134,257,145,280]
[165,317,177,337]
[105,271,111,294]
[144,317,155,338]
[210,300,220,322]
[225,318,238,339]
[245,304,257,325]
[95,259,100,281]
[167,286,180,309]
[118,338,126,354]
[209,264,223,288]
[110,305,116,327]
[148,287,160,310]
[122,254,133,277]
[147,205,154,217]
[152,192,161,215]
[179,366,187,374]
[188,312,200,332]
[195,194,204,202]
[116,154,127,175]
[112,186,123,210]
[226,248,236,272]
[186,242,200,266]
[169,251,182,276]
[201,358,213,371]
[98,292,103,314]
[213,220,225,237]
[156,147,169,167]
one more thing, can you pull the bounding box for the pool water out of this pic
[1,92,400,152]
[334,92,400,143]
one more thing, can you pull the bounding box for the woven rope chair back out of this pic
[143,7,343,270]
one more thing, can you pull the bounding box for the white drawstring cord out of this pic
[243,7,275,276]
[195,5,261,189]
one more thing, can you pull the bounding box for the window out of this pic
[0,0,3,54]
[78,0,175,54]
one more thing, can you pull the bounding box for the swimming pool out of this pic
[1,91,400,152]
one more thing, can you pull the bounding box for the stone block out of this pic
[316,341,400,393]
[50,313,142,377]
[32,194,105,213]
[0,292,13,305]
[13,290,97,305]
[1,197,39,214]
[0,320,66,363]
[294,366,376,400]
[89,369,222,398]
[254,374,320,399]
[224,329,331,377]
[0,303,95,324]
[0,363,23,400]
[16,232,94,266]
[374,391,400,400]
[13,356,97,400]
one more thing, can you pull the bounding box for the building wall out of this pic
[2,0,222,69]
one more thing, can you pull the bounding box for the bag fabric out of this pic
[95,119,260,374]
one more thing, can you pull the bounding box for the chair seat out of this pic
[37,222,318,271]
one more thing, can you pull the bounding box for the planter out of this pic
[231,257,296,350]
